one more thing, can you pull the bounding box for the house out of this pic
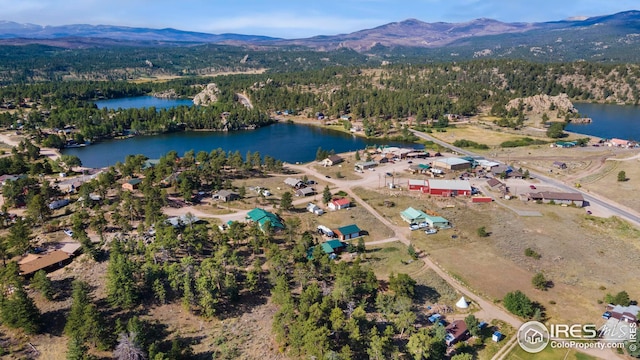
[445,320,470,346]
[433,158,471,171]
[284,177,305,189]
[553,161,567,169]
[340,114,352,121]
[246,208,285,232]
[609,138,632,147]
[328,198,351,211]
[321,240,346,255]
[408,179,429,192]
[606,304,640,323]
[527,191,585,207]
[307,203,324,215]
[333,224,362,241]
[48,199,70,210]
[0,174,27,186]
[400,207,429,224]
[491,166,523,179]
[322,155,344,167]
[355,161,378,172]
[424,215,450,229]
[427,179,472,196]
[372,154,389,164]
[477,159,500,171]
[19,250,72,276]
[142,159,160,170]
[214,189,240,202]
[296,187,316,197]
[486,178,506,192]
[122,178,142,191]
[166,214,201,228]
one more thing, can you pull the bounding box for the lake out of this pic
[94,96,193,110]
[63,123,418,168]
[567,102,640,140]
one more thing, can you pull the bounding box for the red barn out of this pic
[408,179,429,192]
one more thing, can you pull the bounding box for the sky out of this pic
[1,0,638,38]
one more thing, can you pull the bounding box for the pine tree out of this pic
[322,185,332,204]
[31,270,55,300]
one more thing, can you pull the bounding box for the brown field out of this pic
[353,183,640,325]
[428,125,534,147]
[310,161,364,181]
[581,157,640,212]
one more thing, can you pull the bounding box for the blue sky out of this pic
[1,0,638,38]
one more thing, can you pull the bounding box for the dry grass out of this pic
[290,202,395,242]
[428,125,531,147]
[310,162,364,181]
[582,158,640,212]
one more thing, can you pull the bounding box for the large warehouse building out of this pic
[407,179,472,196]
[432,157,471,171]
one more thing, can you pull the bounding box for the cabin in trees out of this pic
[445,320,470,346]
[122,178,142,191]
[246,208,285,232]
[213,190,240,202]
[19,250,74,277]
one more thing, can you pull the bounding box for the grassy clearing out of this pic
[310,162,364,181]
[362,242,423,279]
[292,203,395,242]
[476,320,516,360]
[506,344,597,360]
[428,125,537,147]
[582,159,640,212]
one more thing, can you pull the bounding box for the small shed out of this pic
[214,190,240,202]
[492,331,503,342]
[333,224,362,241]
[296,187,316,197]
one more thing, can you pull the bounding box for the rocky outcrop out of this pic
[193,83,219,106]
[569,117,592,123]
[152,89,178,99]
[506,93,576,113]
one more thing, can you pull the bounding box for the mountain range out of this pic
[1,10,640,56]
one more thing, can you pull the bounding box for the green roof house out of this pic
[400,207,429,224]
[333,224,362,241]
[424,215,451,229]
[246,208,285,232]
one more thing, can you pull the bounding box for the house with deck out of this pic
[400,207,429,224]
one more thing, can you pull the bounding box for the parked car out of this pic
[529,185,537,189]
[424,228,438,235]
[386,172,393,177]
[64,229,74,237]
[325,175,331,178]
[407,161,413,164]
[418,222,429,229]
[602,311,612,319]
[586,210,592,215]
[409,224,420,231]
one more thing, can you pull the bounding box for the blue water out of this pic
[63,123,418,168]
[94,96,193,110]
[567,102,640,141]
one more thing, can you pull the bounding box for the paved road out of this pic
[410,129,640,228]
